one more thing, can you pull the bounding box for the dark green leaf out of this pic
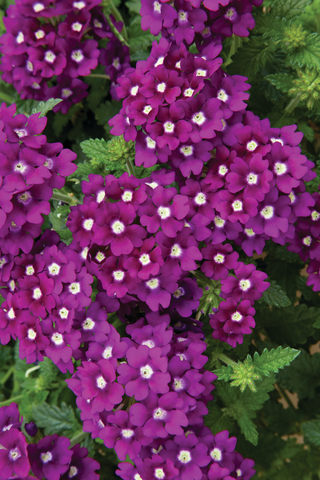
[227,37,277,76]
[287,34,320,70]
[271,0,312,19]
[266,73,294,92]
[32,402,80,436]
[259,280,291,307]
[80,138,110,163]
[302,418,320,446]
[277,350,320,399]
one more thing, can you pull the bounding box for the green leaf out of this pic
[204,403,235,435]
[277,350,320,399]
[32,98,63,117]
[125,0,141,14]
[128,17,156,54]
[259,280,291,307]
[95,100,121,131]
[253,347,300,376]
[227,37,277,76]
[266,73,294,92]
[297,121,315,142]
[287,34,320,70]
[302,418,320,446]
[271,0,312,19]
[32,402,80,436]
[80,138,110,163]
[214,365,233,382]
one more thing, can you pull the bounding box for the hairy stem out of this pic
[126,158,135,176]
[86,74,110,80]
[69,431,89,447]
[102,0,128,41]
[0,366,14,385]
[284,92,303,114]
[214,352,238,366]
[0,395,23,407]
[52,190,78,206]
[0,91,14,105]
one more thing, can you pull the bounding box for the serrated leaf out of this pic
[32,98,63,117]
[80,138,110,163]
[277,350,320,399]
[95,100,121,130]
[204,403,235,434]
[32,402,80,436]
[302,418,320,446]
[213,365,233,381]
[266,73,294,92]
[287,34,320,70]
[227,37,277,76]
[253,347,300,376]
[271,0,312,19]
[237,411,259,445]
[259,281,291,307]
[125,0,141,15]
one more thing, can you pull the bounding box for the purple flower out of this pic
[139,454,179,480]
[182,94,224,143]
[124,237,164,280]
[169,140,213,176]
[60,444,100,480]
[99,39,130,83]
[169,277,202,317]
[140,65,183,107]
[28,434,72,480]
[215,190,258,224]
[27,36,67,78]
[17,272,55,317]
[211,0,256,37]
[141,0,178,35]
[25,421,38,437]
[0,428,30,479]
[201,243,239,280]
[133,272,179,311]
[64,38,100,77]
[203,430,237,471]
[173,0,208,45]
[18,318,50,363]
[46,76,88,114]
[117,345,171,400]
[0,403,22,433]
[128,321,173,355]
[220,262,269,302]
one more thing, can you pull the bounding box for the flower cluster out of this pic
[0,402,100,480]
[0,102,76,258]
[0,0,130,113]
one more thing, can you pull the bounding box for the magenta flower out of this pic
[0,428,30,479]
[17,272,55,317]
[215,190,258,224]
[201,243,239,280]
[117,345,171,401]
[123,237,164,280]
[60,444,100,480]
[141,0,178,35]
[140,65,183,107]
[221,262,269,302]
[133,273,179,311]
[28,435,72,480]
[182,94,224,143]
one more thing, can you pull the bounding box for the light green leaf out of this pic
[253,347,300,376]
[302,418,320,446]
[125,0,141,15]
[80,138,110,163]
[271,0,312,19]
[259,280,291,307]
[32,98,63,117]
[266,73,294,93]
[32,402,81,436]
[287,34,320,70]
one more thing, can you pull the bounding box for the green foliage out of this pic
[302,417,320,446]
[32,98,63,117]
[49,204,73,245]
[227,36,277,76]
[80,136,133,176]
[258,280,291,307]
[278,350,320,399]
[271,0,312,19]
[32,402,81,437]
[192,270,224,315]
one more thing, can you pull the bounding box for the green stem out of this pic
[214,352,237,366]
[195,311,202,321]
[0,366,14,385]
[51,190,77,206]
[0,91,14,105]
[126,158,135,176]
[102,0,128,41]
[25,366,40,378]
[0,395,23,407]
[69,431,89,447]
[105,13,129,47]
[86,74,110,80]
[284,92,303,114]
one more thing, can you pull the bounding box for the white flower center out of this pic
[217,89,228,102]
[245,228,255,237]
[139,253,151,266]
[218,165,228,176]
[26,265,35,275]
[174,377,184,391]
[33,287,42,300]
[196,69,206,77]
[27,61,33,72]
[71,50,84,63]
[73,0,86,8]
[225,7,236,19]
[33,2,44,12]
[170,244,182,257]
[146,136,156,149]
[192,111,206,125]
[72,22,83,32]
[130,86,139,96]
[214,253,225,263]
[48,262,60,275]
[247,173,258,184]
[240,279,251,291]
[14,129,27,139]
[69,282,81,294]
[146,181,158,189]
[270,137,284,145]
[96,190,105,203]
[312,210,320,221]
[113,270,125,281]
[122,190,133,202]
[96,375,107,389]
[153,407,167,420]
[178,450,192,463]
[214,216,225,227]
[62,88,72,99]
[81,247,89,260]
[7,308,15,320]
[52,333,63,346]
[102,346,113,359]
[303,236,312,246]
[121,429,134,439]
[157,82,166,93]
[178,10,188,21]
[83,318,95,330]
[274,162,287,176]
[16,32,24,44]
[140,364,153,379]
[28,329,37,340]
[83,218,94,231]
[41,451,53,463]
[164,121,174,133]
[158,206,170,219]
[142,339,155,348]
[68,466,78,478]
[260,205,274,219]
[94,19,103,28]
[59,307,69,319]
[155,468,165,479]
[146,278,159,290]
[194,192,206,205]
[9,448,21,461]
[232,311,243,321]
[143,105,153,115]
[9,280,15,291]
[232,200,243,211]
[113,57,120,69]
[153,1,161,12]
[154,56,164,67]
[35,30,45,39]
[173,287,185,298]
[246,140,258,151]
[96,251,105,262]
[111,220,125,234]
[184,88,194,97]
[210,447,222,461]
[44,51,56,64]
[180,145,193,156]
[176,61,181,69]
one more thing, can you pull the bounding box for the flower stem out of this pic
[0,91,14,105]
[284,92,303,114]
[86,74,110,80]
[0,366,14,385]
[102,0,128,42]
[0,395,23,407]
[51,190,78,206]
[126,158,135,176]
[214,352,237,366]
[69,430,89,447]
[104,12,129,47]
